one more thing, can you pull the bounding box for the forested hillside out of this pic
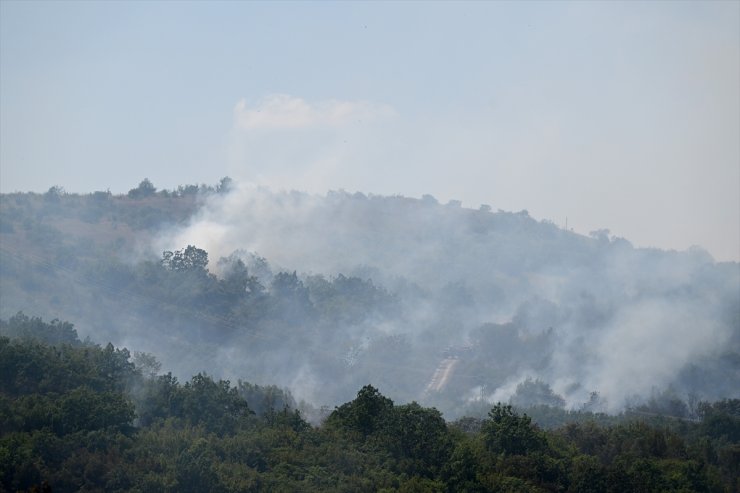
[2,315,739,492]
[0,181,738,419]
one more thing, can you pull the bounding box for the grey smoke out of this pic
[149,183,739,413]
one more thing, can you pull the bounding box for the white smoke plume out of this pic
[153,183,739,413]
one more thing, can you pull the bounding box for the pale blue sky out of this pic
[1,1,738,261]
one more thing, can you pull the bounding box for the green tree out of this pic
[175,438,222,493]
[568,455,606,493]
[134,372,183,427]
[181,373,253,434]
[442,440,486,493]
[482,404,545,456]
[0,312,80,346]
[510,378,565,409]
[391,402,451,475]
[127,178,157,199]
[327,385,394,436]
[56,387,135,435]
[162,245,209,273]
[269,271,315,321]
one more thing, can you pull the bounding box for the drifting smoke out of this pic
[152,183,739,414]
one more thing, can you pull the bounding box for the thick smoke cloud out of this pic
[154,183,739,414]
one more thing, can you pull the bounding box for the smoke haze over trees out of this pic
[2,315,739,492]
[2,3,738,490]
[1,180,737,420]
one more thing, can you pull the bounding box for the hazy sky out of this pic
[1,1,738,261]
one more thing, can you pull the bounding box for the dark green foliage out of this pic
[1,319,737,492]
[127,178,157,199]
[0,338,135,397]
[134,372,254,434]
[327,387,453,479]
[568,455,606,493]
[442,440,487,493]
[483,403,546,456]
[162,245,209,273]
[181,373,254,435]
[48,387,135,435]
[306,273,396,324]
[0,312,81,346]
[134,372,182,426]
[218,257,264,303]
[237,381,296,416]
[698,399,740,442]
[327,384,394,436]
[510,378,566,409]
[175,438,223,493]
[635,387,691,419]
[0,331,139,492]
[390,402,452,475]
[269,271,315,321]
[263,406,311,433]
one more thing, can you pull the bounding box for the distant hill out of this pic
[1,182,738,417]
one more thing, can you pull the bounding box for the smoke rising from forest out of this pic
[0,181,737,418]
[149,183,739,414]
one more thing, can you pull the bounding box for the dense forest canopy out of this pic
[1,180,738,491]
[1,315,738,492]
[1,180,737,419]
